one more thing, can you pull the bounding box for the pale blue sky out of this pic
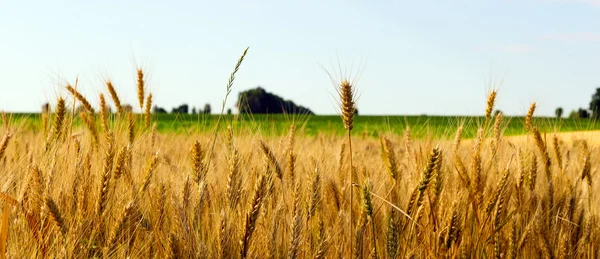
[2,0,600,116]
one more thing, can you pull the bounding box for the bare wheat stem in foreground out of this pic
[205,47,249,179]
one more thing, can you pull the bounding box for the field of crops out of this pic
[0,49,599,258]
[1,91,599,258]
[7,112,600,138]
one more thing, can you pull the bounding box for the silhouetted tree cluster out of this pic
[236,87,314,114]
[569,108,590,119]
[153,106,167,113]
[172,104,189,114]
[578,108,590,119]
[564,88,600,119]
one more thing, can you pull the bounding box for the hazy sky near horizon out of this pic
[2,0,600,116]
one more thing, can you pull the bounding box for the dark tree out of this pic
[203,103,212,114]
[227,108,232,115]
[172,104,189,114]
[571,108,590,119]
[191,107,197,114]
[153,106,167,113]
[590,87,600,118]
[555,107,564,119]
[236,86,314,114]
[579,108,590,119]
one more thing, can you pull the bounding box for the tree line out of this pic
[555,87,600,119]
[44,86,600,118]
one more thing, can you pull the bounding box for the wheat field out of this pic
[0,50,598,259]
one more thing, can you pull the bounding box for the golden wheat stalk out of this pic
[127,112,135,145]
[0,132,11,162]
[259,140,282,180]
[99,93,108,132]
[532,127,550,178]
[45,97,66,151]
[336,78,356,255]
[0,111,6,130]
[45,196,67,235]
[96,133,115,216]
[338,80,355,131]
[145,93,153,129]
[288,183,302,259]
[361,178,377,258]
[525,102,536,132]
[314,219,328,259]
[66,85,95,114]
[107,200,136,251]
[113,146,128,180]
[580,140,592,187]
[190,141,205,184]
[106,81,123,114]
[386,208,399,259]
[380,136,399,180]
[353,212,368,258]
[204,47,249,186]
[138,152,160,195]
[53,97,66,139]
[306,163,321,222]
[471,128,483,205]
[491,111,503,157]
[483,90,497,132]
[529,152,538,191]
[485,166,510,215]
[413,147,441,215]
[225,129,241,209]
[79,112,99,148]
[285,123,296,180]
[552,134,563,173]
[137,68,145,109]
[444,202,461,250]
[240,173,267,259]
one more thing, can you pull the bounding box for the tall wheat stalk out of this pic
[336,79,356,254]
[205,47,249,177]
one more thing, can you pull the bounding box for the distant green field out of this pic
[6,113,600,139]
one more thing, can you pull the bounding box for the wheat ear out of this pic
[66,85,95,114]
[106,81,123,114]
[137,68,145,110]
